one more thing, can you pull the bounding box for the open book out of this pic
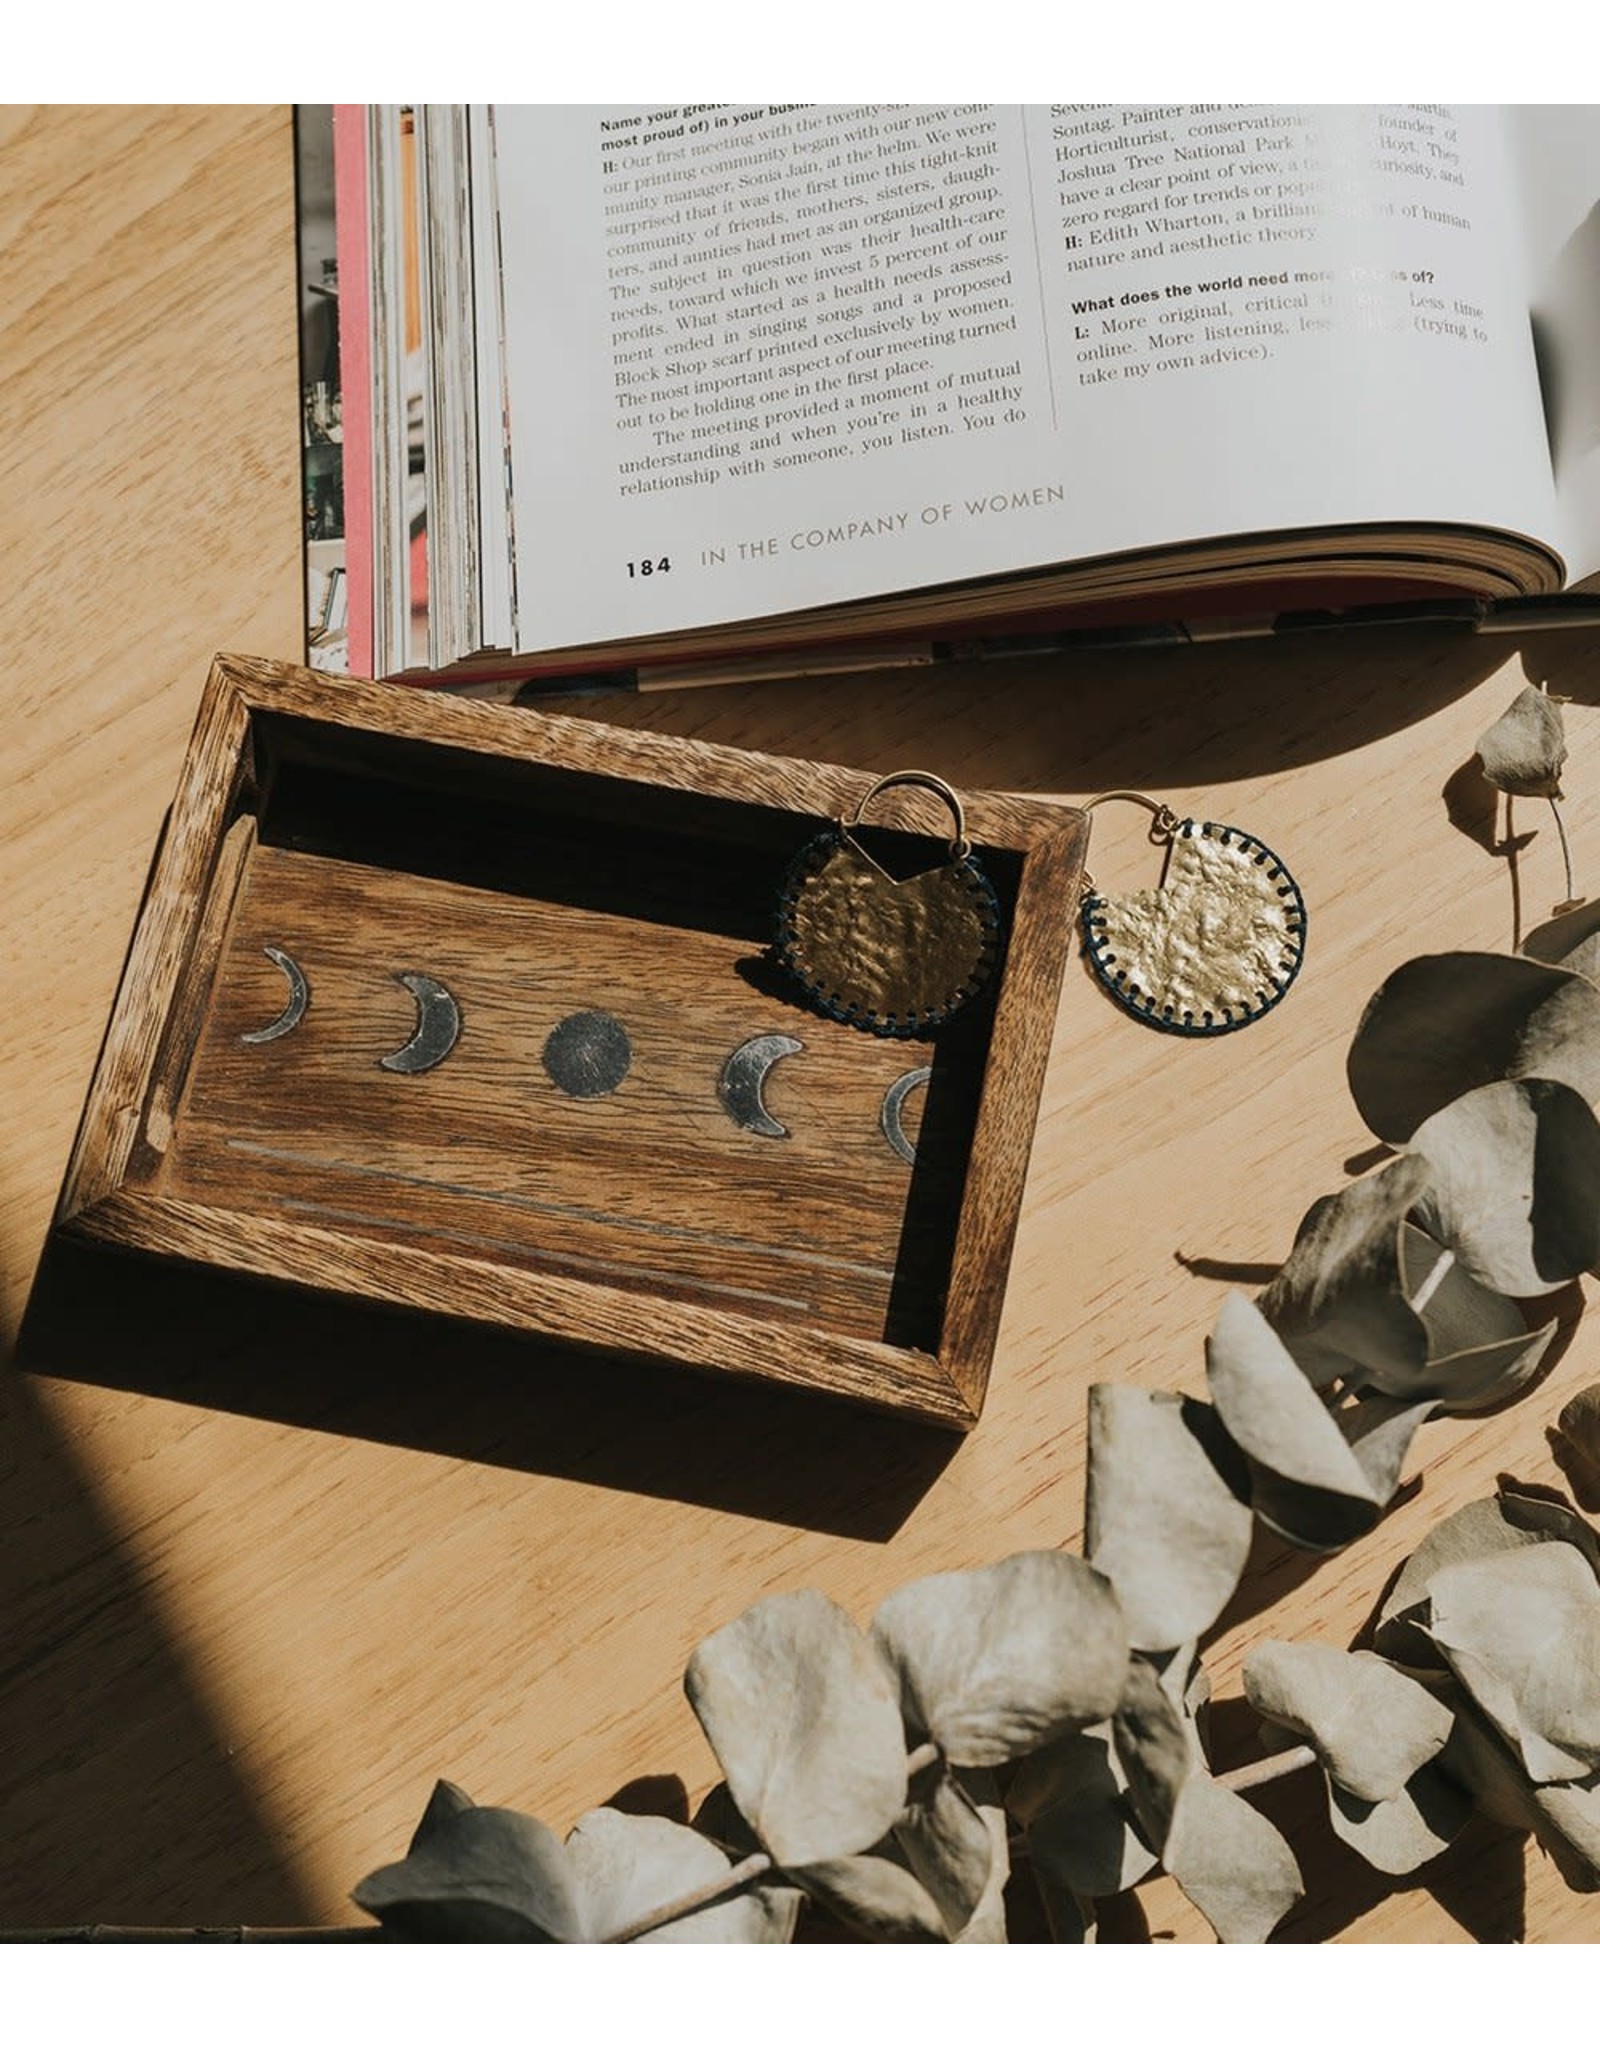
[298,103,1600,688]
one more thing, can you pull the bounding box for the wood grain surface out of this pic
[6,104,1600,1941]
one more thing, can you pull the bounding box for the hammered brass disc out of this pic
[776,830,1002,1036]
[1082,820,1305,1035]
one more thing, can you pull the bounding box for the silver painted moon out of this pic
[880,1065,931,1166]
[240,945,310,1044]
[718,1033,804,1138]
[379,972,463,1072]
[543,1010,632,1098]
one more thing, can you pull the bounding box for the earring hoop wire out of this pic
[845,771,970,860]
[1079,790,1180,899]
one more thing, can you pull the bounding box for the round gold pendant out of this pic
[775,773,1003,1037]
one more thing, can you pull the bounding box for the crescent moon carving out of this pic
[719,1033,804,1138]
[378,972,462,1073]
[240,945,310,1044]
[880,1066,932,1166]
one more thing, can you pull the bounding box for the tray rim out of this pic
[54,653,1088,1431]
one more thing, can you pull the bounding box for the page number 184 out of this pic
[625,557,671,578]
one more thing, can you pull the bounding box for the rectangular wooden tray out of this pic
[54,655,1086,1428]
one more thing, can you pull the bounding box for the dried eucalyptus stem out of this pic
[1407,1243,1456,1318]
[0,1925,384,1943]
[606,1850,773,1945]
[1550,794,1579,910]
[1215,1744,1318,1795]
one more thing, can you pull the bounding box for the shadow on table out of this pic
[19,1236,957,1545]
[547,623,1532,793]
[0,1339,313,1930]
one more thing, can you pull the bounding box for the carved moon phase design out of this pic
[880,1065,931,1166]
[544,1010,632,1098]
[240,945,310,1044]
[1081,820,1306,1036]
[378,972,463,1072]
[719,1033,804,1138]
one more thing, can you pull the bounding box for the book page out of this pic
[495,104,1562,652]
[471,104,514,652]
[1509,106,1600,587]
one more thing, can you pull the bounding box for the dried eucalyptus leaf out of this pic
[353,1804,585,1942]
[1346,952,1600,1145]
[565,1806,790,1944]
[1387,1223,1559,1412]
[407,1779,476,1853]
[1085,1384,1253,1652]
[1163,1772,1304,1944]
[1556,1385,1600,1493]
[953,1773,1010,1944]
[684,1588,907,1867]
[692,1781,804,1936]
[1206,1293,1388,1551]
[893,1765,994,1939]
[1138,1641,1212,1768]
[1363,1236,1555,1412]
[1400,1224,1521,1350]
[1375,1492,1559,1666]
[692,1779,763,1859]
[871,1552,1129,1768]
[1158,1639,1213,1737]
[1427,1545,1600,1783]
[1010,1726,1159,1897]
[1374,1482,1600,1673]
[1243,1477,1378,1555]
[796,1853,948,1942]
[1408,1078,1600,1297]
[1339,1392,1435,1503]
[1444,1702,1600,1891]
[1525,899,1600,985]
[1476,684,1567,797]
[1431,1328,1555,1412]
[1113,1654,1196,1852]
[1327,1761,1472,1876]
[1499,1476,1600,1579]
[1037,1875,1097,1944]
[1241,1642,1453,1802]
[1258,1159,1431,1389]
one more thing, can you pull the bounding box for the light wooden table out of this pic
[4,104,1599,1943]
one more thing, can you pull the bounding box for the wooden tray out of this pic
[54,655,1086,1428]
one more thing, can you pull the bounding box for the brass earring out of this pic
[774,771,1003,1037]
[1079,791,1306,1036]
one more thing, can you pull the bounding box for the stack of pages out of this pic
[296,103,1600,687]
